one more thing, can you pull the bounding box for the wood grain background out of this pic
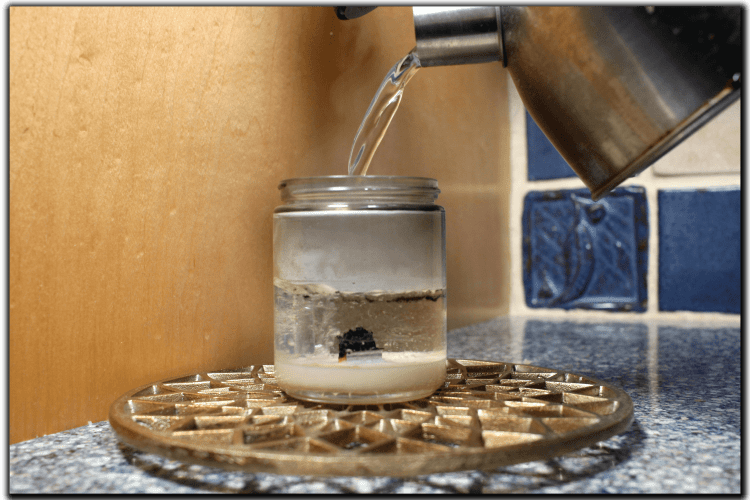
[9,6,509,444]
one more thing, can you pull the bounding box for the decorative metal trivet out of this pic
[109,359,634,477]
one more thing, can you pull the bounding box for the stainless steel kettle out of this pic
[340,6,742,199]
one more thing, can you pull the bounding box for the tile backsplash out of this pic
[522,187,648,312]
[658,187,741,314]
[525,111,576,181]
[508,75,741,320]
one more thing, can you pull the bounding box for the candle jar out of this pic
[273,176,447,404]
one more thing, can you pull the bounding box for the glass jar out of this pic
[273,176,446,404]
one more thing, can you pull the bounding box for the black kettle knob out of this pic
[335,6,378,20]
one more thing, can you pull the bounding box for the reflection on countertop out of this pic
[9,317,740,494]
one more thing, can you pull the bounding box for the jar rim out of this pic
[278,176,440,201]
[279,175,438,190]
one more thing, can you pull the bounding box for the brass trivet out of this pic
[109,359,634,477]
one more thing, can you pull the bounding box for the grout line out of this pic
[638,174,741,189]
[510,310,740,326]
[642,168,661,314]
[508,72,528,317]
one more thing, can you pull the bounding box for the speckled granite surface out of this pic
[9,317,741,494]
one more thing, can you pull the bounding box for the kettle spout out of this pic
[412,7,505,67]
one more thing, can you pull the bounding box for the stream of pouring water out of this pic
[347,48,421,176]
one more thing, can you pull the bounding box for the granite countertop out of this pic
[9,317,741,494]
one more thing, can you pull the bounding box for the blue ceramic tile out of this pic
[526,111,577,181]
[522,187,649,311]
[658,188,740,313]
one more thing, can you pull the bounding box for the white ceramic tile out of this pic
[651,99,741,176]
